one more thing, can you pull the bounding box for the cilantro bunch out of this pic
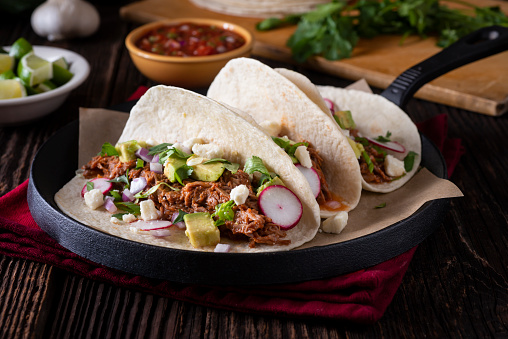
[257,0,508,62]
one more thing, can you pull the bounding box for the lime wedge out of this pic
[9,37,33,60]
[52,62,73,86]
[34,79,57,93]
[0,79,27,99]
[17,52,53,87]
[0,69,16,80]
[52,57,69,69]
[0,53,14,73]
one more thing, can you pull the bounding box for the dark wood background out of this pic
[1,2,507,338]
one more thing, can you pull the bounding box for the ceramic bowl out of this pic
[125,18,254,88]
[0,46,89,126]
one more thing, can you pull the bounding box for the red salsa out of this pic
[136,23,246,57]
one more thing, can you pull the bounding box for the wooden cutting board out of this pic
[120,0,508,116]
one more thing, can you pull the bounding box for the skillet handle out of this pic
[380,25,508,109]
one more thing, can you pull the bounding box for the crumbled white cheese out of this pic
[110,216,123,225]
[230,184,249,205]
[183,137,203,151]
[140,200,159,221]
[187,155,205,166]
[129,226,140,234]
[122,213,137,223]
[384,155,406,177]
[295,145,312,168]
[192,143,223,160]
[146,138,157,147]
[84,189,104,210]
[259,120,282,137]
[321,211,349,234]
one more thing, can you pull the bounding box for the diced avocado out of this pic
[334,110,356,130]
[191,161,226,182]
[184,212,220,248]
[256,176,285,196]
[347,137,362,159]
[164,157,188,183]
[115,140,148,162]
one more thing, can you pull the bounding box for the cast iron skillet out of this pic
[27,26,508,286]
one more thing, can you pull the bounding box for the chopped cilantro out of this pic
[108,169,130,188]
[375,131,392,142]
[86,181,94,192]
[173,210,188,224]
[109,190,122,201]
[375,202,387,209]
[148,143,173,155]
[174,164,193,185]
[362,151,374,173]
[212,200,235,226]
[114,201,141,215]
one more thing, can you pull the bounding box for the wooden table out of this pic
[1,2,507,338]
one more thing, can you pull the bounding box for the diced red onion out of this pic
[150,229,172,237]
[104,196,117,213]
[122,188,135,202]
[171,212,186,229]
[323,98,335,114]
[151,154,159,163]
[150,162,163,174]
[135,147,154,162]
[214,243,231,253]
[130,177,147,194]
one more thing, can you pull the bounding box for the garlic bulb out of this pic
[31,0,100,41]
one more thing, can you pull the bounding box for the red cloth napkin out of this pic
[0,89,464,324]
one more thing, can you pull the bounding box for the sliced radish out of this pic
[258,185,303,230]
[135,147,154,162]
[365,137,406,153]
[130,177,147,194]
[323,98,335,114]
[295,164,321,199]
[81,177,113,197]
[132,219,172,231]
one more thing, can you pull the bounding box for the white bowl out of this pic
[0,46,90,126]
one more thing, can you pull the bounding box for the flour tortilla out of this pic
[317,86,422,193]
[55,86,321,253]
[207,58,362,218]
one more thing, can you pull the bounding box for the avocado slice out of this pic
[191,162,226,182]
[115,140,148,162]
[256,176,285,196]
[334,110,356,130]
[184,212,220,248]
[164,157,188,183]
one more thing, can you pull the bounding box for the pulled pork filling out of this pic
[350,129,392,184]
[82,155,289,248]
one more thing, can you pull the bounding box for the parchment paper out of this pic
[77,81,463,249]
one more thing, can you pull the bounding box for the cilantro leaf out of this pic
[114,202,141,215]
[148,143,172,155]
[375,131,392,142]
[174,164,193,185]
[173,210,188,224]
[404,151,418,172]
[203,158,240,174]
[136,158,144,169]
[86,181,94,192]
[134,182,179,199]
[108,170,130,188]
[244,156,270,177]
[98,142,119,157]
[375,202,387,209]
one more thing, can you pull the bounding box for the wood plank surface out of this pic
[119,0,508,116]
[0,1,507,338]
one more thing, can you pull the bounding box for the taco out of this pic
[207,58,362,219]
[316,85,422,193]
[54,86,321,253]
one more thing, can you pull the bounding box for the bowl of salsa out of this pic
[125,18,254,88]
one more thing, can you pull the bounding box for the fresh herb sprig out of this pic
[257,0,508,62]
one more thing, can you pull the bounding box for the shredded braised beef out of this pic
[82,155,289,247]
[349,130,392,184]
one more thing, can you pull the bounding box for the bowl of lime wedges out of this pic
[0,38,89,126]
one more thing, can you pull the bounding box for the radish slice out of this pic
[135,147,154,162]
[81,178,113,197]
[130,177,147,194]
[122,188,135,202]
[323,98,335,114]
[365,137,406,153]
[132,219,172,231]
[104,196,117,213]
[258,185,303,230]
[295,164,321,199]
[150,162,163,174]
